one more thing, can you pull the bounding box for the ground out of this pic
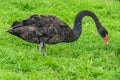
[0,0,120,80]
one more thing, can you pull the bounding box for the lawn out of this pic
[0,0,120,80]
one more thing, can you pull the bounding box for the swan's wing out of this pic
[11,15,73,44]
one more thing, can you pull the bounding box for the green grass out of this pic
[0,0,120,80]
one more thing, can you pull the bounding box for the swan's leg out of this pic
[39,42,47,56]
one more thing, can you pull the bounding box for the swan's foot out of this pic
[39,42,47,56]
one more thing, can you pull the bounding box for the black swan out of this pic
[6,10,108,56]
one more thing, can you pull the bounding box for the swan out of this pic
[6,10,108,56]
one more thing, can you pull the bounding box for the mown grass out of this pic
[0,0,120,80]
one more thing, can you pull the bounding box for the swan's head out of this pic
[98,27,108,45]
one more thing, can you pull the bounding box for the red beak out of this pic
[104,35,108,45]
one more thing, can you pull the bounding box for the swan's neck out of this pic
[73,10,102,40]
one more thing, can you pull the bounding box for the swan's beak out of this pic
[104,34,108,45]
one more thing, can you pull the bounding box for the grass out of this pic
[0,0,120,80]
